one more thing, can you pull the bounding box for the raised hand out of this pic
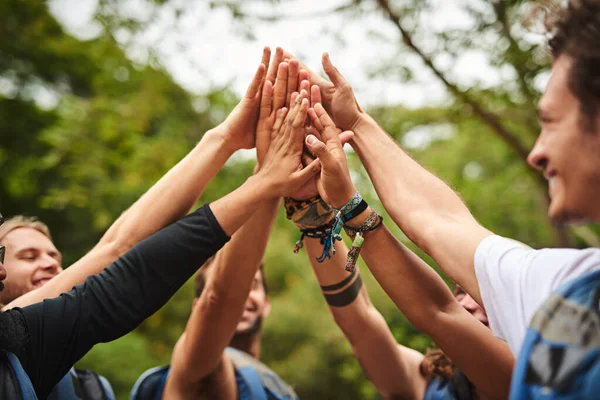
[257,92,320,197]
[256,50,302,166]
[282,50,363,131]
[220,47,270,151]
[305,103,356,208]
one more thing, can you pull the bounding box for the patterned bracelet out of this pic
[343,210,384,272]
[284,196,335,230]
[318,192,366,263]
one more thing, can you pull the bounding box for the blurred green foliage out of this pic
[2,1,599,400]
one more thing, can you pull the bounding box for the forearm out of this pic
[176,197,280,381]
[361,223,513,399]
[17,205,230,398]
[361,224,458,329]
[304,237,424,400]
[351,114,491,303]
[6,128,234,310]
[98,127,234,251]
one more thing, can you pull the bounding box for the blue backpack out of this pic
[131,347,298,400]
[5,352,114,400]
[511,269,600,399]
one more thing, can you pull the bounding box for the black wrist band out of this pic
[322,274,363,307]
[320,269,357,292]
[341,199,368,224]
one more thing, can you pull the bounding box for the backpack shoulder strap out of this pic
[6,352,38,400]
[73,368,116,400]
[130,365,170,400]
[226,348,268,400]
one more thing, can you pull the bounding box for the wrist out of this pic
[206,124,238,155]
[249,171,279,201]
[344,206,373,228]
[330,186,358,209]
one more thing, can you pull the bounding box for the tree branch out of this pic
[376,0,532,163]
[376,0,572,247]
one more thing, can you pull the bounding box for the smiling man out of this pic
[286,0,600,397]
[0,217,62,305]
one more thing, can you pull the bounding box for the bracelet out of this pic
[292,219,335,254]
[344,210,384,272]
[284,195,335,230]
[316,192,366,263]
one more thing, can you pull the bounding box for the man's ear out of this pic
[192,298,198,310]
[263,297,271,318]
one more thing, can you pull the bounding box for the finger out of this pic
[260,46,271,80]
[313,103,339,142]
[284,92,304,133]
[286,60,300,107]
[305,135,337,168]
[289,91,299,108]
[273,62,289,111]
[300,80,310,99]
[339,130,354,145]
[292,98,309,131]
[299,69,309,85]
[311,85,322,106]
[290,158,322,188]
[308,108,324,132]
[244,63,266,99]
[271,107,288,140]
[266,47,284,84]
[259,80,274,120]
[322,52,347,87]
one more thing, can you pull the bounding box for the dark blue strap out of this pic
[129,365,170,400]
[6,352,38,400]
[234,365,268,400]
[226,348,268,400]
[423,377,456,400]
[47,368,80,400]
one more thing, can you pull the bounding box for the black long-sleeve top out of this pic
[2,204,229,399]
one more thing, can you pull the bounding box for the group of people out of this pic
[1,1,600,399]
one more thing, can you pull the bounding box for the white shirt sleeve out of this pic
[474,235,600,355]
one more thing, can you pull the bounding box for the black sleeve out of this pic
[12,204,229,399]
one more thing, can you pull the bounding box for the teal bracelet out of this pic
[317,192,365,263]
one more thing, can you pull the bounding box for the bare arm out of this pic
[166,197,279,393]
[7,48,275,310]
[165,68,314,394]
[358,222,513,399]
[305,53,493,305]
[305,103,513,399]
[304,237,426,400]
[350,114,491,305]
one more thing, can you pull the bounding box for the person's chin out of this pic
[549,200,589,225]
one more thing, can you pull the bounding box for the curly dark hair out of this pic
[546,0,600,130]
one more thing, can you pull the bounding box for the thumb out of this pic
[305,135,336,167]
[339,130,354,146]
[322,52,345,86]
[289,159,321,190]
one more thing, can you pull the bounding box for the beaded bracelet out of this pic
[344,210,384,272]
[293,219,335,253]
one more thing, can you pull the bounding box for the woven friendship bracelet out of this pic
[317,192,367,263]
[344,210,384,272]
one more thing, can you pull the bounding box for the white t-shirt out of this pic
[474,235,600,355]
